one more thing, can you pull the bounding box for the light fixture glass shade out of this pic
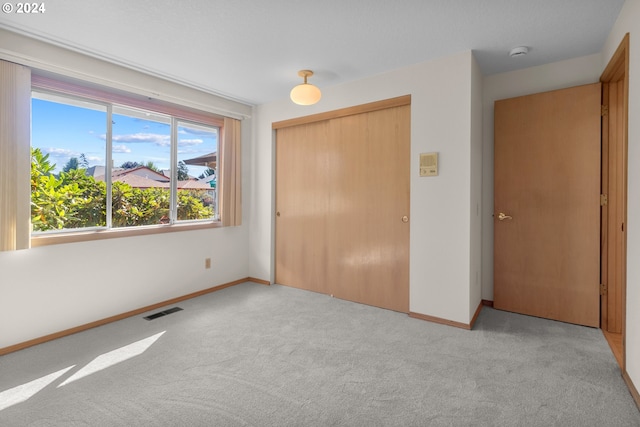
[290,83,321,105]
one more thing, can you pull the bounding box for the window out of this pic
[0,61,242,251]
[31,90,221,235]
[31,93,108,231]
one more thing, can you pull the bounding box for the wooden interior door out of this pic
[275,100,410,313]
[494,83,601,327]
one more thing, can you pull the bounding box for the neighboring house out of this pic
[90,166,212,190]
[197,174,216,188]
[85,165,122,178]
[183,152,217,169]
[114,166,168,182]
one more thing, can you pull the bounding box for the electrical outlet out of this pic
[205,258,211,269]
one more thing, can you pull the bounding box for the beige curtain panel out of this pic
[0,60,31,251]
[218,117,242,226]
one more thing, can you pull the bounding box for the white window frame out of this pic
[29,77,228,247]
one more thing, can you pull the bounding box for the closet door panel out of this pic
[275,121,331,295]
[327,106,410,312]
[275,101,410,313]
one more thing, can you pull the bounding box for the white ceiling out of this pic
[0,0,625,105]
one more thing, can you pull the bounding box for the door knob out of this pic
[497,212,512,221]
[402,215,409,223]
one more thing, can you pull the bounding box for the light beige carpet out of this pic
[1,282,638,426]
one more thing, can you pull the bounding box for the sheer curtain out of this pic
[0,60,31,251]
[219,117,242,226]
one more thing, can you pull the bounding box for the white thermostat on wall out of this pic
[419,152,438,177]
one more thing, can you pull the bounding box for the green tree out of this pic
[57,168,107,228]
[177,190,213,220]
[63,157,79,172]
[112,184,170,227]
[120,161,140,169]
[120,160,160,172]
[31,147,63,230]
[144,161,160,172]
[31,148,214,231]
[177,161,189,180]
[198,167,215,179]
[31,147,55,186]
[79,153,89,168]
[31,148,107,231]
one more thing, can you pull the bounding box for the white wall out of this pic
[0,29,252,120]
[481,53,603,301]
[0,226,250,348]
[469,55,483,319]
[603,0,640,396]
[0,115,253,349]
[250,51,481,325]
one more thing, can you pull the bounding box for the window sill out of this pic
[30,221,222,248]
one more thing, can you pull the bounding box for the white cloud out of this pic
[179,138,203,146]
[112,144,131,153]
[108,133,171,147]
[43,147,79,157]
[178,148,198,154]
[181,128,217,137]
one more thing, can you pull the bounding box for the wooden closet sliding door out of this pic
[275,97,410,313]
[275,120,331,295]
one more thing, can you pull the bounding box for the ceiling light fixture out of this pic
[509,46,529,57]
[290,70,321,105]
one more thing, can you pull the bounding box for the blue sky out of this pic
[31,97,218,177]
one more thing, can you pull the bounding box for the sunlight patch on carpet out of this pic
[58,331,166,387]
[0,365,75,411]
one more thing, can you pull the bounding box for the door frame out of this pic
[600,33,629,370]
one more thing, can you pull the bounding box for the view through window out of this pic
[31,91,219,233]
